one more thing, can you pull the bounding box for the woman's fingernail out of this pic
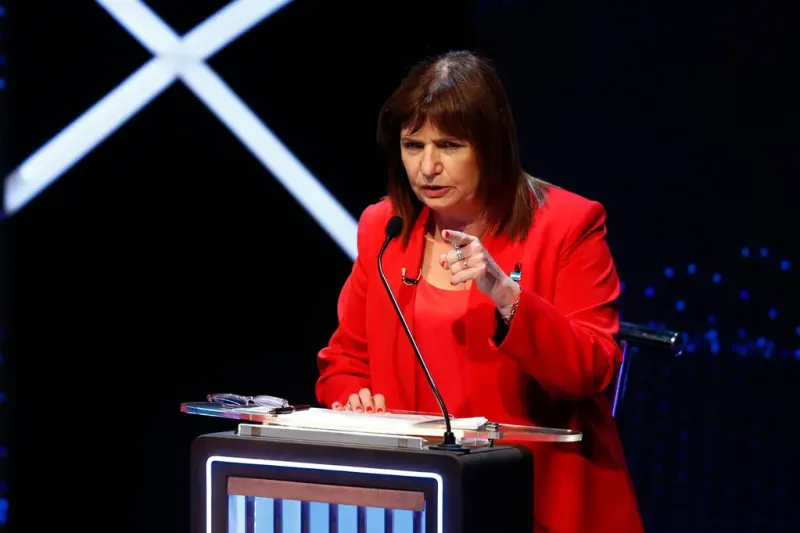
[365,406,373,413]
[376,408,385,414]
[355,406,363,412]
[443,230,450,238]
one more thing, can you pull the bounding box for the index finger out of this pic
[358,388,375,413]
[442,229,477,246]
[347,393,363,412]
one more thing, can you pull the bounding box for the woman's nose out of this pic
[420,148,442,178]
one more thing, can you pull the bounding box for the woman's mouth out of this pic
[420,185,450,198]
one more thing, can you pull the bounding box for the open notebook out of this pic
[232,407,488,436]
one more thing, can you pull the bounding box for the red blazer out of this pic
[317,187,644,533]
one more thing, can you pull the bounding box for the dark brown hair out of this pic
[377,50,549,245]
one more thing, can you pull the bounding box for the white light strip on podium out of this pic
[207,455,444,533]
[3,0,358,259]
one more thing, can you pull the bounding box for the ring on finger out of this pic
[463,260,469,269]
[455,247,464,261]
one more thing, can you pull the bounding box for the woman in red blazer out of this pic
[316,50,644,533]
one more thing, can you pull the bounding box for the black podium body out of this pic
[191,431,533,533]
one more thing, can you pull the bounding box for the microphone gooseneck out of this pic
[377,216,468,452]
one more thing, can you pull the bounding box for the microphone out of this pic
[377,216,468,452]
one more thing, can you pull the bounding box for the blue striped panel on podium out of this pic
[228,495,426,533]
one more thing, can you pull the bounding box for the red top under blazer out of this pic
[316,186,644,533]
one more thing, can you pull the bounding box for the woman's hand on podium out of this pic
[331,388,385,414]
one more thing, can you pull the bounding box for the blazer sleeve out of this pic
[490,200,622,400]
[315,207,374,407]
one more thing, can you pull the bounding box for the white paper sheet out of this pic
[234,407,487,434]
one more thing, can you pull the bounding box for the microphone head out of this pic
[385,216,403,239]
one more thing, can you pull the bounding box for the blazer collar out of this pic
[398,206,430,281]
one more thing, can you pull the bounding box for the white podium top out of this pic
[181,402,583,446]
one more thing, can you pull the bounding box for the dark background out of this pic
[1,0,9,525]
[1,1,795,532]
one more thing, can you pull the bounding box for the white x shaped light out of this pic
[3,0,358,259]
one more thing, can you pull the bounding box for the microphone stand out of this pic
[378,236,469,453]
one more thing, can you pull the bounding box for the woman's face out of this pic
[400,120,481,220]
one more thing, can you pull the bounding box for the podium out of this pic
[182,402,582,533]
